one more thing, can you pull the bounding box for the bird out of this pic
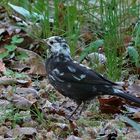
[44,36,140,119]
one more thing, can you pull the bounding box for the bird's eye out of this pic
[49,41,54,45]
[62,44,67,49]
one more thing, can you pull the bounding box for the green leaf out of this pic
[4,45,17,52]
[0,51,9,59]
[80,39,104,61]
[90,39,104,50]
[16,51,28,60]
[127,46,140,66]
[8,3,44,20]
[3,69,14,77]
[121,116,140,132]
[11,35,24,44]
[8,3,31,18]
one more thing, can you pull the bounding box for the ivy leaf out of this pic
[4,45,17,52]
[0,51,9,59]
[11,35,24,44]
[80,39,104,61]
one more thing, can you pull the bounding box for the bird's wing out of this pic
[53,61,117,85]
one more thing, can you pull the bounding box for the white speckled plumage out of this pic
[45,36,140,119]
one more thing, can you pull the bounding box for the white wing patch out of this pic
[72,75,81,81]
[60,72,64,76]
[52,68,60,75]
[72,74,86,81]
[51,68,64,82]
[48,74,56,81]
[80,74,86,79]
[67,66,76,73]
[73,60,78,64]
[113,88,124,94]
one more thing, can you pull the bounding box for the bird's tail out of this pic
[113,88,140,104]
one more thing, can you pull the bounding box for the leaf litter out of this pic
[0,4,140,140]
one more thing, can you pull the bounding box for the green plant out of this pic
[5,0,140,81]
[8,1,81,55]
[0,35,24,59]
[0,107,30,127]
[3,68,27,78]
[80,39,104,61]
[30,105,47,127]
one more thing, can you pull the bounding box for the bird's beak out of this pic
[42,39,49,44]
[42,38,51,49]
[42,39,49,45]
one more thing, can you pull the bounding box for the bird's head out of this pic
[44,36,71,57]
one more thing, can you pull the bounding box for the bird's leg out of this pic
[78,102,85,116]
[59,100,67,107]
[68,103,81,120]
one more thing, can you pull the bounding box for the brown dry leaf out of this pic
[124,35,132,47]
[69,120,79,136]
[0,28,5,35]
[0,136,4,140]
[0,48,6,54]
[19,127,37,136]
[0,60,6,72]
[54,123,69,130]
[133,112,140,119]
[46,131,56,140]
[0,99,11,109]
[125,131,140,140]
[0,126,9,136]
[42,100,53,109]
[128,84,140,96]
[49,122,69,137]
[66,135,82,140]
[11,94,36,110]
[98,96,124,114]
[15,87,39,98]
[0,77,30,86]
[10,60,29,72]
[7,126,37,138]
[82,32,94,43]
[16,47,46,75]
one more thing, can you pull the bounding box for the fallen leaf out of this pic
[0,28,5,35]
[0,60,6,72]
[19,127,37,136]
[11,94,36,110]
[66,135,82,140]
[0,77,30,86]
[69,120,79,136]
[98,96,124,114]
[0,99,11,109]
[0,126,9,136]
[133,112,140,119]
[46,131,56,139]
[128,84,140,96]
[54,123,69,130]
[16,47,46,75]
[125,131,140,140]
[15,87,39,98]
[7,126,37,138]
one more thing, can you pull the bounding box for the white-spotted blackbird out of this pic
[44,36,140,119]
